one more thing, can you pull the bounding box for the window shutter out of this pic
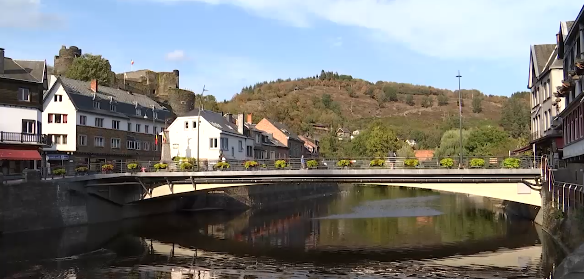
[48,114,53,123]
[21,119,26,133]
[37,121,42,135]
[63,114,68,123]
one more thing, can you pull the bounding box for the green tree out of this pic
[421,95,433,108]
[437,94,449,106]
[383,86,398,102]
[318,133,339,157]
[396,143,415,158]
[466,126,508,156]
[405,94,415,106]
[435,129,471,158]
[65,54,113,85]
[499,92,530,138]
[322,94,332,108]
[363,122,400,157]
[472,97,483,113]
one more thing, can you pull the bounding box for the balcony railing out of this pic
[0,132,52,145]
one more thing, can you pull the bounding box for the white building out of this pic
[0,48,50,175]
[167,109,253,162]
[42,77,171,171]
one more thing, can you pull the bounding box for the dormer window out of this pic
[136,108,141,116]
[93,101,100,109]
[153,111,158,119]
[110,104,116,112]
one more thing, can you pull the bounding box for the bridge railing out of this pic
[70,156,539,175]
[546,155,584,213]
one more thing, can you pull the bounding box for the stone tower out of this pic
[168,88,195,117]
[54,45,82,76]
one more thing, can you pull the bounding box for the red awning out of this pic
[511,144,532,154]
[0,149,41,160]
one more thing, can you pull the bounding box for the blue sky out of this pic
[1,0,583,101]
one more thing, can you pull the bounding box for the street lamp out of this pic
[196,85,208,171]
[456,71,463,169]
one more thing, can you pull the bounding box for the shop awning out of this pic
[511,144,533,155]
[0,149,41,160]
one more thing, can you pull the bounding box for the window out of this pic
[145,125,149,134]
[154,111,158,119]
[51,134,67,144]
[95,118,104,127]
[112,120,120,130]
[127,140,136,150]
[239,140,243,152]
[94,136,104,147]
[256,134,260,143]
[93,101,100,109]
[192,121,197,129]
[54,94,63,102]
[136,141,141,150]
[143,142,150,151]
[78,135,87,146]
[270,151,275,159]
[127,122,132,132]
[154,126,158,134]
[18,88,30,102]
[246,146,253,157]
[48,114,68,123]
[220,138,229,151]
[136,108,141,116]
[79,115,87,125]
[22,120,35,134]
[110,104,117,112]
[209,138,218,149]
[184,121,189,130]
[111,138,121,149]
[135,124,141,133]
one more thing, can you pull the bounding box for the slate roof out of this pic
[245,122,287,147]
[52,77,170,122]
[183,108,245,136]
[566,21,575,32]
[0,58,46,83]
[265,119,303,142]
[532,44,556,75]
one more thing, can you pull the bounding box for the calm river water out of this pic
[0,185,568,279]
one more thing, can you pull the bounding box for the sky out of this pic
[1,0,583,101]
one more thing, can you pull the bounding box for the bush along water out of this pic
[440,158,454,168]
[404,159,419,168]
[370,159,385,167]
[337,159,352,168]
[244,161,259,170]
[306,159,318,169]
[470,158,485,168]
[503,158,520,169]
[275,160,288,169]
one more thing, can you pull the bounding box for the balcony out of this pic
[530,129,562,142]
[0,132,52,146]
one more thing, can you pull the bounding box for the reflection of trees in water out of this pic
[316,186,511,248]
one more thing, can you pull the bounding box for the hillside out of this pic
[218,71,526,149]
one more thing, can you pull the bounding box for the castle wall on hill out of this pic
[54,45,82,76]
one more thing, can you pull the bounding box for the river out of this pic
[0,185,568,279]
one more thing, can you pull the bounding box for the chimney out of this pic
[246,113,253,124]
[0,48,4,74]
[90,79,98,92]
[237,113,244,134]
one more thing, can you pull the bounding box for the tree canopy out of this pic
[65,54,113,86]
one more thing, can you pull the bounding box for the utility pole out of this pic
[456,71,463,169]
[196,85,208,171]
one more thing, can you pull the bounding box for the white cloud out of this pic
[166,50,187,61]
[330,36,343,48]
[0,0,63,28]
[148,0,583,60]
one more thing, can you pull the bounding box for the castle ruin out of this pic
[53,45,194,117]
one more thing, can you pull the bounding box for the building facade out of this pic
[245,115,289,160]
[42,77,171,171]
[557,9,584,161]
[255,118,304,158]
[166,110,253,163]
[0,48,50,175]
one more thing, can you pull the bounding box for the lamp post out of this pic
[456,71,463,169]
[196,85,208,171]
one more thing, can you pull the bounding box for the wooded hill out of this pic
[218,70,529,149]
